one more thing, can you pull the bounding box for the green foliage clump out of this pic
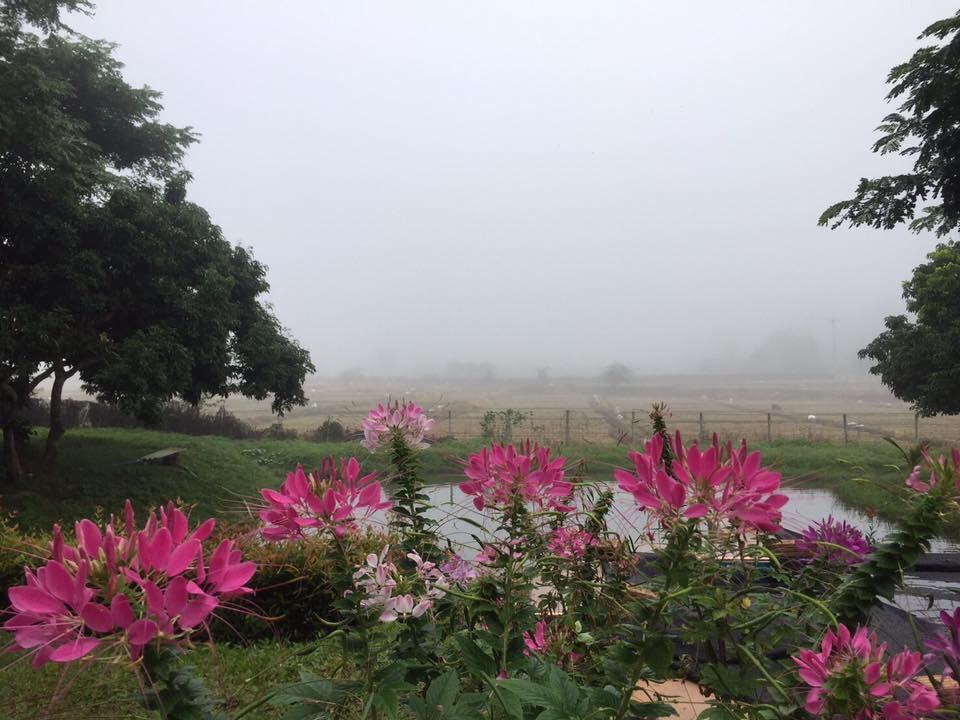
[209,527,396,643]
[480,410,529,443]
[858,241,960,415]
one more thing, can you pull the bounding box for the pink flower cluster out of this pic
[792,624,939,719]
[615,433,788,532]
[361,401,433,452]
[905,449,960,494]
[926,607,960,680]
[798,516,871,565]
[522,620,582,666]
[547,527,597,559]
[260,458,391,541]
[4,502,255,667]
[460,441,572,512]
[351,546,446,622]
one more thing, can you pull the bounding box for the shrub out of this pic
[208,525,396,642]
[304,419,347,443]
[0,515,47,605]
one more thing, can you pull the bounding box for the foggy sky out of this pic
[69,1,957,377]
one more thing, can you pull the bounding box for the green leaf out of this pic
[545,667,580,711]
[491,682,525,720]
[629,700,679,718]
[498,679,554,707]
[425,670,461,711]
[452,633,498,679]
[407,697,428,720]
[642,636,674,676]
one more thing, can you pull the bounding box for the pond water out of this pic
[416,482,960,620]
[418,482,960,554]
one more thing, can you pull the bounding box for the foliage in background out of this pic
[479,409,529,443]
[857,241,960,415]
[820,9,960,416]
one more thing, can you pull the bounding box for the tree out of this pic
[820,10,960,414]
[820,11,960,237]
[0,1,313,476]
[601,363,633,386]
[859,243,960,415]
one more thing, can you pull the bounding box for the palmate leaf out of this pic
[452,633,498,679]
[409,671,486,720]
[545,667,581,712]
[499,667,584,720]
[627,701,678,719]
[371,662,415,720]
[266,672,359,720]
[497,679,555,707]
[425,670,461,710]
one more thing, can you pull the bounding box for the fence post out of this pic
[767,413,772,442]
[698,412,705,443]
[630,410,636,444]
[564,409,571,444]
[447,409,453,437]
[843,413,848,444]
[915,413,919,443]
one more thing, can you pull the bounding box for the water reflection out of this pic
[420,483,960,553]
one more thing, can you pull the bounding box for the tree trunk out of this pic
[0,380,21,483]
[2,424,21,483]
[44,367,68,464]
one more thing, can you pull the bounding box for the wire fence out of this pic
[310,406,960,447]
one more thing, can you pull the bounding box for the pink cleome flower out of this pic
[361,401,434,452]
[3,501,255,668]
[547,527,598,559]
[351,546,445,622]
[615,432,788,533]
[459,441,572,513]
[792,624,939,719]
[926,607,960,680]
[798,516,871,565]
[259,458,391,541]
[905,448,960,494]
[522,620,582,666]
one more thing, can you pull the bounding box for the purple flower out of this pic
[439,554,478,583]
[797,516,871,565]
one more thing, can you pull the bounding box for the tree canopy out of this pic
[821,9,960,415]
[859,243,960,416]
[0,0,313,475]
[820,11,960,237]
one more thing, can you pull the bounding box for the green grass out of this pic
[0,639,341,720]
[1,427,940,534]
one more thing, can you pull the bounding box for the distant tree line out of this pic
[19,398,353,444]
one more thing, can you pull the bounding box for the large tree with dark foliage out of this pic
[0,0,313,478]
[820,10,960,415]
[858,242,960,415]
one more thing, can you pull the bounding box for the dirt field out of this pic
[218,374,960,447]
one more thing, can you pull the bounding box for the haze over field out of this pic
[69,1,957,377]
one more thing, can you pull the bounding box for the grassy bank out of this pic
[0,638,341,720]
[0,427,935,534]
